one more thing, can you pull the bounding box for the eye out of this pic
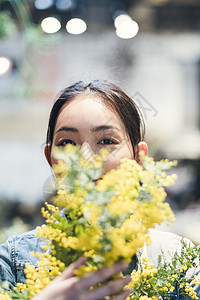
[58,140,76,147]
[98,139,117,145]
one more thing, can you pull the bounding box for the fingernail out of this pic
[78,256,87,264]
[126,288,132,294]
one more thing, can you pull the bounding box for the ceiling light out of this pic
[116,19,139,39]
[66,18,87,35]
[114,14,132,28]
[41,17,61,34]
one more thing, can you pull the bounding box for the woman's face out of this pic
[46,93,134,175]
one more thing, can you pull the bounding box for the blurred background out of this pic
[0,0,200,244]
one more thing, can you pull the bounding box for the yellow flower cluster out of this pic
[22,252,65,298]
[74,265,98,277]
[127,257,176,299]
[184,282,198,299]
[41,203,60,224]
[54,188,87,211]
[141,257,158,277]
[93,158,175,265]
[128,258,158,288]
[80,148,109,169]
[14,282,26,292]
[180,264,188,273]
[98,157,175,223]
[36,224,65,244]
[192,275,200,285]
[9,145,178,299]
[139,297,158,300]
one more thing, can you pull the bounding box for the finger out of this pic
[112,288,132,300]
[32,277,80,300]
[79,263,129,289]
[85,276,131,300]
[58,257,87,281]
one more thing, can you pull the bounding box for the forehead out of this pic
[55,93,124,129]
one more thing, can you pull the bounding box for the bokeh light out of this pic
[116,19,139,39]
[114,14,132,28]
[41,17,61,34]
[0,56,12,76]
[66,18,87,35]
[55,0,73,11]
[34,0,54,10]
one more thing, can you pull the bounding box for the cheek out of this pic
[103,145,133,174]
[103,156,121,174]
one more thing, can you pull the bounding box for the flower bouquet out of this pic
[0,145,199,299]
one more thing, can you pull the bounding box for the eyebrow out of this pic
[55,125,119,134]
[92,125,119,133]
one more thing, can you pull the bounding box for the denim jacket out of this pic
[0,229,199,299]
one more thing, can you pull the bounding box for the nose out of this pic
[81,142,95,161]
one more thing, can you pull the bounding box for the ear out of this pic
[135,141,148,165]
[44,145,52,167]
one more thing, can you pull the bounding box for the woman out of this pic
[0,80,198,299]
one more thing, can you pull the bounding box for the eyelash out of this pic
[57,139,117,147]
[58,140,76,146]
[98,139,117,145]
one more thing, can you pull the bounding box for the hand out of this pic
[32,257,132,300]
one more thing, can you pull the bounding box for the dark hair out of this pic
[46,80,145,157]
